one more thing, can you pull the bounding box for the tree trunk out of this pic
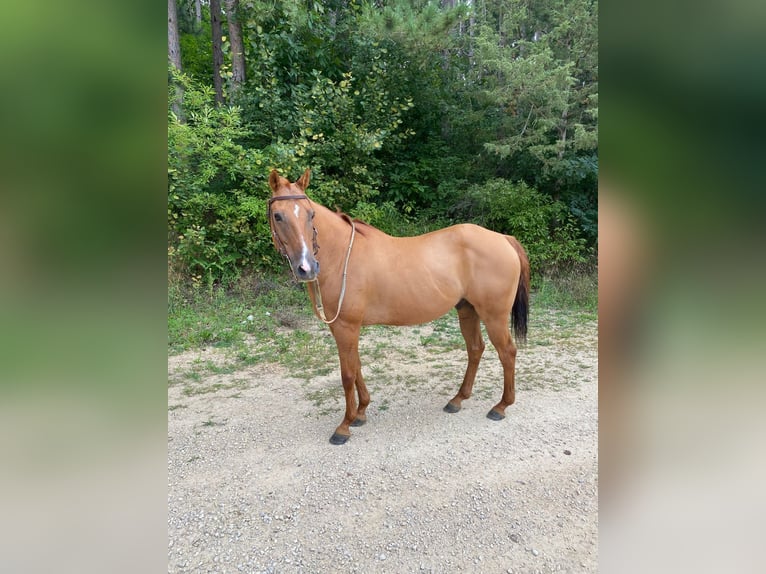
[223,0,246,96]
[168,0,183,120]
[194,0,202,29]
[558,108,569,160]
[168,0,182,70]
[211,0,224,105]
[468,3,475,63]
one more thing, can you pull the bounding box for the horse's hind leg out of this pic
[483,314,517,420]
[444,301,485,413]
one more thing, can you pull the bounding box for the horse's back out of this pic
[357,223,521,324]
[387,223,521,290]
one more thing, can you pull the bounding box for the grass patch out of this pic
[168,272,313,354]
[276,329,335,377]
[532,267,597,314]
[168,268,598,392]
[524,268,598,347]
[419,314,463,350]
[305,386,341,406]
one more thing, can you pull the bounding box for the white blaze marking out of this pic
[298,237,310,272]
[292,203,312,275]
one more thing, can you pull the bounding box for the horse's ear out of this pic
[296,168,311,191]
[268,169,280,192]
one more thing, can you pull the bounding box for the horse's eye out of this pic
[274,213,283,222]
[309,211,315,220]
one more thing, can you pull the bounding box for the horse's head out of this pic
[267,169,320,282]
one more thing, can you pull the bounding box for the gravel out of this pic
[168,316,597,573]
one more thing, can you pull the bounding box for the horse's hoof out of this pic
[443,402,461,414]
[329,432,350,445]
[351,416,366,427]
[486,408,505,421]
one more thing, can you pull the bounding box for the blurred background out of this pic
[0,1,165,573]
[0,0,764,572]
[600,0,766,572]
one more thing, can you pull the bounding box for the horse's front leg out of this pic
[329,321,363,445]
[350,364,370,428]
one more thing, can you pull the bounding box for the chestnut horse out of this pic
[268,169,530,444]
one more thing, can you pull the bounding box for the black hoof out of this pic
[486,409,505,421]
[350,416,366,427]
[329,432,350,445]
[443,402,461,414]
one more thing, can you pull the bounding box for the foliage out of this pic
[470,0,598,234]
[236,4,418,212]
[246,69,415,211]
[167,0,598,285]
[452,178,588,276]
[350,199,451,237]
[179,16,213,83]
[168,70,277,282]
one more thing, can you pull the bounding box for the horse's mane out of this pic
[333,209,381,238]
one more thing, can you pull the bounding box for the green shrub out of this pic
[453,178,588,277]
[239,65,415,213]
[169,65,417,284]
[168,70,280,282]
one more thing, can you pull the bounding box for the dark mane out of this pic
[334,210,379,238]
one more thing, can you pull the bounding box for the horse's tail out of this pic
[506,236,530,344]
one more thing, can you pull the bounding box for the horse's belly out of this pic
[361,281,460,326]
[362,304,455,326]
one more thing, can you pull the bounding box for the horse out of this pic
[268,169,530,445]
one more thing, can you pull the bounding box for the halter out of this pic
[267,194,318,260]
[267,194,355,324]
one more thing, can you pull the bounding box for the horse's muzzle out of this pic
[294,259,319,282]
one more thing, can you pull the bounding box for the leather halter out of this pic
[267,193,355,324]
[267,194,318,260]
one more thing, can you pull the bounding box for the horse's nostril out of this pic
[295,261,316,280]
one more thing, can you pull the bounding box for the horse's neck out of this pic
[313,202,354,280]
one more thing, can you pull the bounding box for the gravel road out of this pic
[168,314,597,573]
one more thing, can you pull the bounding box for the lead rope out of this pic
[310,219,356,324]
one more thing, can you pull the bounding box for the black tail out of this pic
[507,236,530,344]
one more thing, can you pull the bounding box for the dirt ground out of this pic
[168,313,597,573]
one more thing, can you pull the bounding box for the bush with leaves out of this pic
[240,62,415,212]
[169,66,416,284]
[274,70,413,212]
[168,70,279,283]
[452,179,588,277]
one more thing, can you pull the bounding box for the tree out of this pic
[168,0,182,71]
[168,0,183,120]
[223,0,246,94]
[177,0,203,34]
[194,0,201,29]
[210,0,224,105]
[469,0,598,241]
